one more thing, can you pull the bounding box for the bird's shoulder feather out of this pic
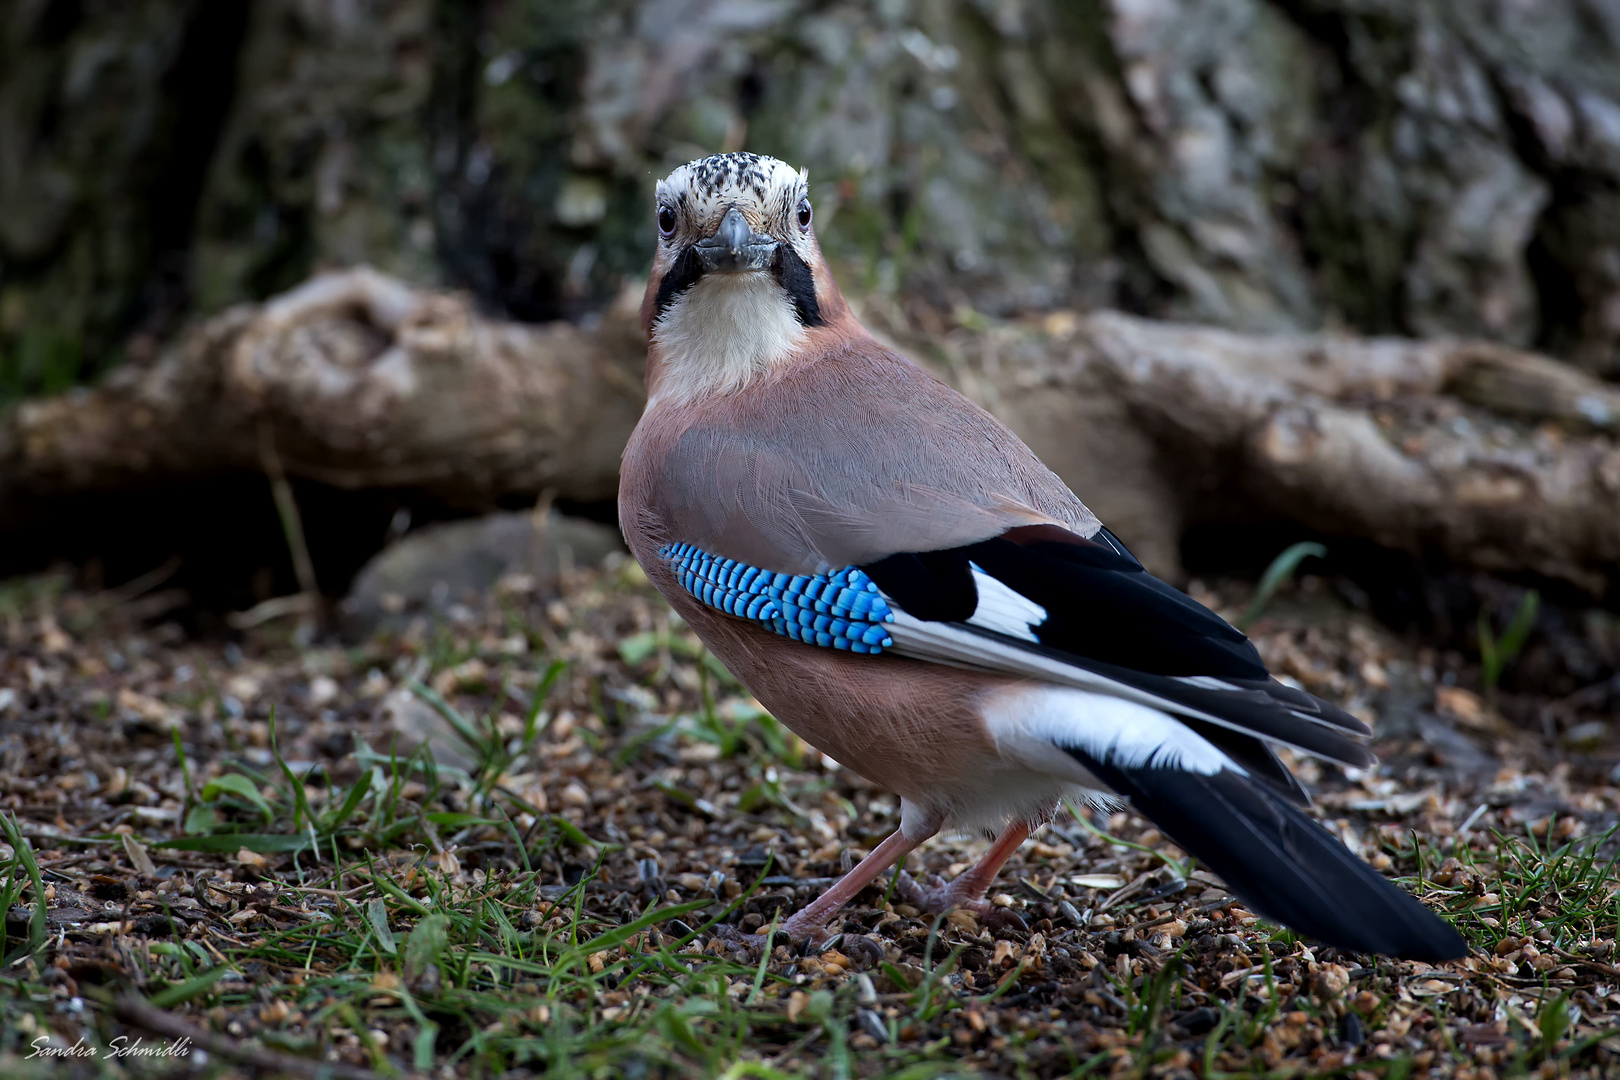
[621,338,1098,574]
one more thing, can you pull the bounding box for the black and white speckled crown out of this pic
[657,153,810,239]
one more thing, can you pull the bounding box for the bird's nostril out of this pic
[717,208,752,252]
[695,207,774,270]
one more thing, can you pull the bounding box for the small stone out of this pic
[855,1007,888,1043]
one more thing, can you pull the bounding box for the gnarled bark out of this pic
[0,267,645,521]
[950,311,1620,588]
[4,267,1618,595]
[12,1,1620,390]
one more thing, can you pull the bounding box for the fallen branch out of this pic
[3,268,1618,594]
[938,310,1620,590]
[0,266,647,513]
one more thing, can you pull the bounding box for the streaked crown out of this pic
[655,153,811,249]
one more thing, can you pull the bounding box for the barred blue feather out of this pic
[659,543,895,653]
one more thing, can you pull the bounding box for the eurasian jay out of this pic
[619,152,1467,963]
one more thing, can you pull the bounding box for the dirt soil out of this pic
[0,556,1617,1078]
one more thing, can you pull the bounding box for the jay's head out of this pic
[641,152,845,405]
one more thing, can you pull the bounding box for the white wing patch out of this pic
[983,684,1236,777]
[883,611,1352,764]
[965,563,1045,642]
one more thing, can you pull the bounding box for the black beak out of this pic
[693,207,776,272]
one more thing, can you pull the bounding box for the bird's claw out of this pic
[707,922,776,960]
[982,906,1029,934]
[895,871,1028,935]
[836,934,887,968]
[707,923,884,968]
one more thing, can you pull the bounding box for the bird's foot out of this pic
[895,871,1028,934]
[704,922,779,961]
[706,922,885,968]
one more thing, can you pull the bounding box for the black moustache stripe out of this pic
[651,246,704,324]
[773,245,825,327]
[651,242,825,329]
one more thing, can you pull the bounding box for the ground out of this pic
[0,554,1616,1079]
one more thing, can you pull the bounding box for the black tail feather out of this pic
[1065,749,1468,962]
[1176,718,1310,806]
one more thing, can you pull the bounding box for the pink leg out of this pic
[939,819,1033,907]
[900,819,1033,915]
[777,820,937,941]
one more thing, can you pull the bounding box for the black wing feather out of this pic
[1080,659,1375,765]
[860,527,1371,759]
[861,549,977,622]
[1094,525,1141,565]
[965,533,1266,678]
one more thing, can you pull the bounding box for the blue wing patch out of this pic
[659,543,894,653]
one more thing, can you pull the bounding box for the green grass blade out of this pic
[0,814,45,966]
[156,833,312,853]
[320,768,374,833]
[201,773,276,824]
[1238,541,1326,630]
[368,896,397,954]
[269,707,316,832]
[408,680,490,755]
[148,965,231,1009]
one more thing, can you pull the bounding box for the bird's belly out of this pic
[664,588,996,794]
[658,584,1112,828]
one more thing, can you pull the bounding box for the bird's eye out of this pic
[657,204,677,237]
[796,198,813,232]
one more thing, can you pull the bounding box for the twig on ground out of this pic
[113,995,391,1079]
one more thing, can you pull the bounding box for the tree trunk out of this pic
[7,2,1620,386]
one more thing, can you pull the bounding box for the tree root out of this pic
[5,268,1618,596]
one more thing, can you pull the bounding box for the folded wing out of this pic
[860,525,1376,780]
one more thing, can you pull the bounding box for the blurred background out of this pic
[2,0,1619,725]
[12,0,1620,378]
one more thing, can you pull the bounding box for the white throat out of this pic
[649,272,806,406]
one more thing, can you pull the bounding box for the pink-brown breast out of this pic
[618,328,1096,807]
